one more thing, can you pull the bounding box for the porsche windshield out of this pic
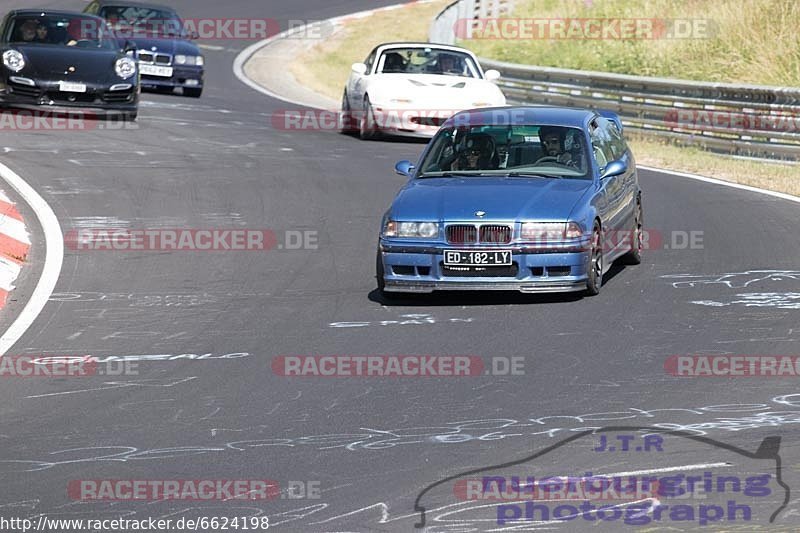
[418,124,591,179]
[7,15,118,50]
[378,47,480,78]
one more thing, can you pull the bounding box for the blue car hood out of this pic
[390,177,593,221]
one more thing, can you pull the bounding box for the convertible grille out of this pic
[446,225,477,244]
[480,225,512,244]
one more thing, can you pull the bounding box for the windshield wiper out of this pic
[506,172,563,179]
[418,172,487,178]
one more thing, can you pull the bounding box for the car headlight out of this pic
[520,222,583,242]
[383,220,439,238]
[115,57,136,79]
[3,50,25,73]
[175,55,204,66]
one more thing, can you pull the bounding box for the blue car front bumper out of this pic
[379,242,591,293]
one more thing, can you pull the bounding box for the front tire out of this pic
[340,90,355,134]
[622,200,643,265]
[359,96,378,140]
[184,87,202,98]
[585,223,603,296]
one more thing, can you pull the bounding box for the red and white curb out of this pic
[0,189,30,307]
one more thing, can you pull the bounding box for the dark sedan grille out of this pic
[446,224,513,244]
[479,225,512,244]
[446,225,477,244]
[138,52,172,65]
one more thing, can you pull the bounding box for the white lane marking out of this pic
[0,162,63,355]
[638,165,800,203]
[598,462,730,477]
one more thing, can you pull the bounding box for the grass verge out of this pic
[463,0,800,86]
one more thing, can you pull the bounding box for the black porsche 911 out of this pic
[0,10,139,119]
[85,1,204,98]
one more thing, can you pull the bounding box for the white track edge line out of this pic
[0,162,63,355]
[638,165,800,204]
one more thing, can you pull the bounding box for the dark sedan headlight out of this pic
[115,57,137,79]
[3,50,25,72]
[520,222,583,242]
[383,220,439,238]
[174,55,204,66]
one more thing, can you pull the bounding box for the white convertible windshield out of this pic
[377,47,480,78]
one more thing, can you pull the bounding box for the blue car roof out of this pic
[443,106,599,129]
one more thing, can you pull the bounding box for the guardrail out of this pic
[430,1,800,160]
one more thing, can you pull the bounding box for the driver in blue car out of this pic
[537,127,575,166]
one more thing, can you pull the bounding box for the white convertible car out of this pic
[341,42,507,139]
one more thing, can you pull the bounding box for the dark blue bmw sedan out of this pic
[377,106,642,297]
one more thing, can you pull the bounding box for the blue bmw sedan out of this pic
[377,106,642,296]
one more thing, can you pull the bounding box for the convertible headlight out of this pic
[3,50,25,73]
[175,55,204,66]
[383,220,439,238]
[115,57,136,79]
[520,222,584,242]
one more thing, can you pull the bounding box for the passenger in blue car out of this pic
[451,133,499,170]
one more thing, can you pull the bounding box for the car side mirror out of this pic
[187,31,199,40]
[351,62,367,75]
[395,160,415,177]
[600,159,627,179]
[484,69,500,81]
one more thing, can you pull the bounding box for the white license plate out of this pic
[140,64,173,77]
[444,250,512,266]
[58,81,87,93]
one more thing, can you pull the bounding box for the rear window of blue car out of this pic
[418,125,591,179]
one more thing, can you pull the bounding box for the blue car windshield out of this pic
[7,15,118,50]
[418,124,591,179]
[99,6,183,37]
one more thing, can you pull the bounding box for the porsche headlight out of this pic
[175,55,204,66]
[383,220,439,238]
[3,50,25,72]
[520,222,584,242]
[115,57,136,79]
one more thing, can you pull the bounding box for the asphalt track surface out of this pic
[0,1,799,531]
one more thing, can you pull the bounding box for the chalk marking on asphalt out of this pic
[0,162,63,355]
